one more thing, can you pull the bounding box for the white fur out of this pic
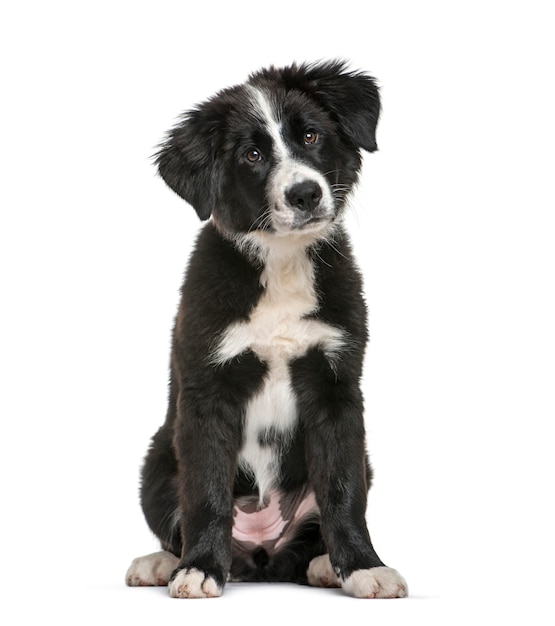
[126,550,179,587]
[240,361,297,499]
[307,554,341,588]
[268,159,334,232]
[342,567,408,599]
[248,85,289,161]
[213,234,344,502]
[168,568,222,599]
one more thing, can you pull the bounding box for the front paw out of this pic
[168,568,223,598]
[342,566,408,598]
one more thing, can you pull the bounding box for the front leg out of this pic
[169,393,243,598]
[294,354,407,598]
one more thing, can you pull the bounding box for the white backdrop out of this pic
[1,1,553,624]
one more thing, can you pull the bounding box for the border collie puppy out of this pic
[126,60,407,599]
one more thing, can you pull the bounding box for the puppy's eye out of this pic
[303,131,318,145]
[246,148,262,163]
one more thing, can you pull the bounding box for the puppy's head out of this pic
[155,60,380,239]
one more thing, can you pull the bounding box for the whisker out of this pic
[323,229,348,261]
[323,168,342,179]
[248,204,273,233]
[312,247,333,268]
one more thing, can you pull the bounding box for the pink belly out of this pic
[232,488,319,552]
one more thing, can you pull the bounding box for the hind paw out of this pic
[307,554,341,588]
[126,551,179,587]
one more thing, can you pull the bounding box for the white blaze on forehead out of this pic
[247,85,289,160]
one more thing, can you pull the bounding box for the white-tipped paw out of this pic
[168,568,222,598]
[126,551,179,586]
[342,566,408,598]
[307,554,341,588]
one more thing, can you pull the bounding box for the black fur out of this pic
[134,61,403,595]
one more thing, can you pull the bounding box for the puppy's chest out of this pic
[245,275,318,363]
[215,251,342,365]
[213,250,344,500]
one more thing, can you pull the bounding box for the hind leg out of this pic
[127,423,183,585]
[139,424,182,554]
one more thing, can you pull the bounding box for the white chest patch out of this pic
[212,237,345,501]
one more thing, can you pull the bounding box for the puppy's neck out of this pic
[230,223,338,272]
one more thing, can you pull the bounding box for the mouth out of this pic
[268,203,335,236]
[296,215,325,229]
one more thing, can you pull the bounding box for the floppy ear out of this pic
[287,60,381,152]
[154,104,224,220]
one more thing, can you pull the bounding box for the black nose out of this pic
[285,180,322,212]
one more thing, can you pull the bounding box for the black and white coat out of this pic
[126,61,407,599]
